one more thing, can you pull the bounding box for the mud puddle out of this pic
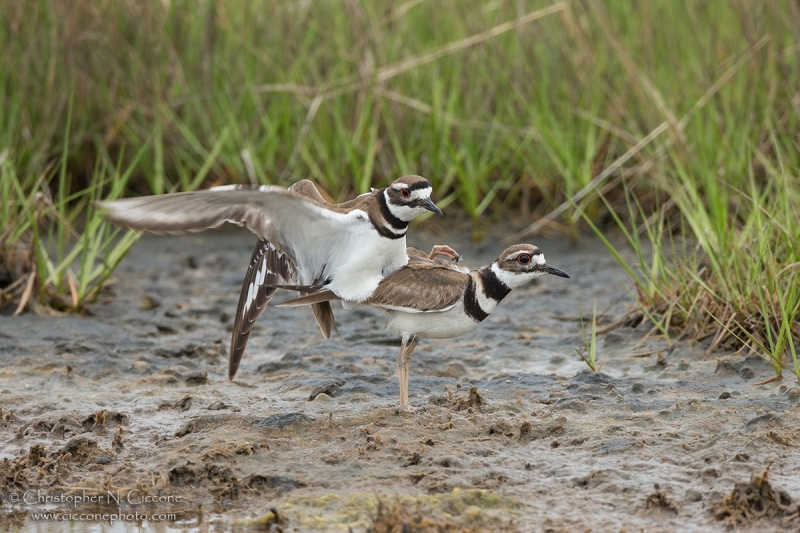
[1,225,799,532]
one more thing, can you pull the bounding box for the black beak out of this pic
[541,264,570,278]
[420,198,443,216]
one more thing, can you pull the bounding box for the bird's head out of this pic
[491,244,570,289]
[383,175,442,221]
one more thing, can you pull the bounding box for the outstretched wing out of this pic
[227,181,343,379]
[229,245,339,380]
[97,185,368,285]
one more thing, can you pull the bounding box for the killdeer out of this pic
[272,244,570,411]
[97,176,443,379]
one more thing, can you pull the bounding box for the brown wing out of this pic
[228,180,339,380]
[272,259,467,313]
[407,245,463,267]
[365,262,468,312]
[229,239,295,379]
[97,184,371,292]
[406,247,428,259]
[287,179,329,205]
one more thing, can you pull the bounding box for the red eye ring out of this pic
[400,188,411,198]
[517,254,532,264]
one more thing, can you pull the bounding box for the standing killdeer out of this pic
[272,244,570,411]
[97,176,442,379]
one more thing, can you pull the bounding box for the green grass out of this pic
[1,0,799,377]
[0,101,143,313]
[3,1,794,209]
[581,159,800,382]
[576,300,601,372]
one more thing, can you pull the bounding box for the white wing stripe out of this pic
[244,282,256,313]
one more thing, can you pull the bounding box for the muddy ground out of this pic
[1,225,799,532]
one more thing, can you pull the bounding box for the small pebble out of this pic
[718,391,731,399]
[312,393,333,403]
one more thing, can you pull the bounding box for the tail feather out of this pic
[310,301,338,339]
[274,289,340,308]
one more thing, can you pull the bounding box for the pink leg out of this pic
[397,334,424,412]
[428,245,461,262]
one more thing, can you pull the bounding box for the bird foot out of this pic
[399,404,427,414]
[428,245,461,262]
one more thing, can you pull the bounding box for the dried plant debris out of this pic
[1,441,108,494]
[713,464,799,527]
[81,409,128,433]
[112,425,124,451]
[26,444,47,467]
[646,484,679,513]
[0,234,35,311]
[368,499,460,533]
[233,508,284,531]
[447,386,484,412]
[365,490,521,533]
[1,455,29,492]
[519,418,567,443]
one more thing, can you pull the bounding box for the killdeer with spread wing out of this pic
[273,244,570,411]
[226,179,449,379]
[97,176,442,379]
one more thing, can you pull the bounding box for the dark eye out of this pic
[400,188,411,198]
[517,254,531,264]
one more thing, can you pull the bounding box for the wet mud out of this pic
[1,226,799,532]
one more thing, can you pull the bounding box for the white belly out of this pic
[384,303,479,339]
[326,230,408,302]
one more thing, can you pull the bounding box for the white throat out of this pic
[490,262,543,289]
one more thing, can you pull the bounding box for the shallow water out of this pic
[1,226,798,532]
